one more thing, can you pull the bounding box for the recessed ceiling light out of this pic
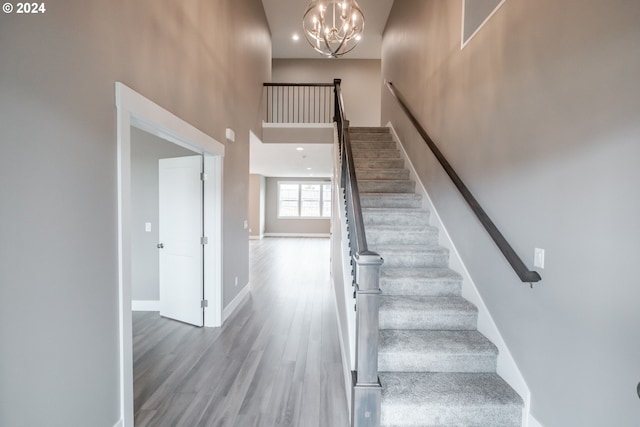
[292,34,300,41]
[306,167,312,170]
[296,147,304,151]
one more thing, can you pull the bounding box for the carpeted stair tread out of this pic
[352,148,401,159]
[350,126,391,133]
[362,208,430,225]
[380,267,462,296]
[379,372,523,426]
[366,224,439,245]
[360,193,423,208]
[356,168,410,180]
[358,179,415,194]
[352,141,397,150]
[374,244,449,268]
[379,330,498,372]
[379,296,477,330]
[354,158,405,169]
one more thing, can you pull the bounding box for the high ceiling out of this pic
[252,1,394,178]
[262,0,395,59]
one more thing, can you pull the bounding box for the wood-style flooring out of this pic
[133,237,349,427]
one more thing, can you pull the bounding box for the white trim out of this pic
[528,414,544,427]
[461,0,508,49]
[222,283,251,322]
[263,233,330,238]
[249,234,264,240]
[131,300,160,312]
[116,82,225,427]
[113,419,124,427]
[387,122,532,420]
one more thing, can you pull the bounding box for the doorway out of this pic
[116,83,225,427]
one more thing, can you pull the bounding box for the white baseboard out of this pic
[263,233,330,238]
[249,234,264,240]
[387,122,532,420]
[131,300,159,311]
[223,283,250,322]
[113,419,123,427]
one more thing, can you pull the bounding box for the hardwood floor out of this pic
[133,237,349,427]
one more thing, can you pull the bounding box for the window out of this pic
[278,181,332,218]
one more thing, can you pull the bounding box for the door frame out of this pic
[115,82,224,427]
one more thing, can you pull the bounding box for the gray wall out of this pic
[382,1,640,426]
[265,177,331,235]
[248,173,266,238]
[131,128,197,301]
[0,1,271,426]
[272,59,381,127]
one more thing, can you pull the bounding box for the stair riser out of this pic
[379,311,477,330]
[360,195,423,209]
[359,181,415,194]
[367,228,438,245]
[355,159,405,169]
[350,127,390,133]
[362,211,430,226]
[356,169,410,180]
[352,149,400,159]
[378,353,497,373]
[378,251,449,268]
[351,141,396,150]
[380,279,461,297]
[381,406,522,427]
[350,134,394,142]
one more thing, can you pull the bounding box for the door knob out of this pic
[157,243,164,249]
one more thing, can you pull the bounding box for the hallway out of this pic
[133,237,349,426]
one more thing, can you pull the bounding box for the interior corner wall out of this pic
[249,173,266,238]
[272,58,381,127]
[131,128,197,301]
[381,1,640,426]
[0,1,271,426]
[264,177,331,235]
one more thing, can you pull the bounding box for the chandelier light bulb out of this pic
[302,0,365,58]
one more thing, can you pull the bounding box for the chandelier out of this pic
[302,0,365,58]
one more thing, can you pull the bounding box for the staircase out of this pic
[349,127,524,427]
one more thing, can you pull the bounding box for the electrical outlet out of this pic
[534,248,545,268]
[243,220,248,230]
[145,222,152,232]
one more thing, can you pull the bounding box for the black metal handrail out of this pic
[264,82,335,124]
[386,81,541,284]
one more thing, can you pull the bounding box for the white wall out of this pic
[272,59,382,126]
[0,1,271,425]
[382,1,640,425]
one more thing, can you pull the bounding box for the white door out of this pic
[158,155,204,326]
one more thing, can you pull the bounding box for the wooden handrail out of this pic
[386,81,541,284]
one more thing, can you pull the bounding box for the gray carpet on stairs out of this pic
[350,127,523,427]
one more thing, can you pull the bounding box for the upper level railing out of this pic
[385,81,541,284]
[264,82,335,123]
[334,79,383,427]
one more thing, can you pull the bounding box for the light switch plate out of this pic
[145,222,152,232]
[534,248,545,268]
